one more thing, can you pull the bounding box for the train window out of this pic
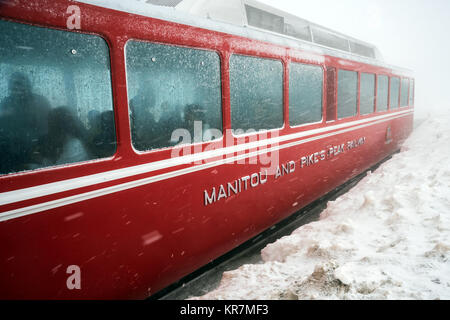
[400,78,409,107]
[390,77,400,109]
[337,70,357,119]
[245,5,285,34]
[289,63,323,126]
[0,20,116,176]
[125,41,223,151]
[230,55,283,132]
[284,21,312,42]
[349,42,376,59]
[360,73,375,115]
[312,28,350,52]
[326,67,336,122]
[409,79,415,106]
[377,75,389,112]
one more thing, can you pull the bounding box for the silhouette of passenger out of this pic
[43,107,90,166]
[0,72,51,173]
[92,110,116,158]
[87,109,101,136]
[182,104,211,143]
[157,101,183,148]
[129,82,158,150]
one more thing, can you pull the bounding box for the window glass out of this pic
[360,73,375,115]
[289,63,322,126]
[284,22,311,41]
[400,78,409,107]
[349,42,375,59]
[245,5,284,34]
[390,77,400,109]
[312,28,350,52]
[326,67,336,122]
[230,55,283,132]
[409,79,415,106]
[126,41,222,151]
[377,75,389,112]
[0,20,116,176]
[337,70,357,119]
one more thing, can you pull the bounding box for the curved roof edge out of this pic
[75,0,413,76]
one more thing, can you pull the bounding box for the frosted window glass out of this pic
[126,41,223,151]
[360,73,375,115]
[230,55,283,132]
[337,70,357,119]
[377,75,389,112]
[289,63,322,126]
[0,20,116,175]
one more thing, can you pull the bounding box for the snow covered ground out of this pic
[192,115,450,300]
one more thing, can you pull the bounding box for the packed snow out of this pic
[191,115,450,300]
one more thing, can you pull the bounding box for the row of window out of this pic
[335,69,414,120]
[244,4,376,59]
[0,20,414,176]
[338,70,414,119]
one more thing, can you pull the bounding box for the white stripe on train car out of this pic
[0,110,413,222]
[0,109,412,207]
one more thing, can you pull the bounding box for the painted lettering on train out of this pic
[204,137,366,206]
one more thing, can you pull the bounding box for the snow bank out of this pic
[192,115,450,300]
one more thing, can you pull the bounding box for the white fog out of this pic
[258,0,450,120]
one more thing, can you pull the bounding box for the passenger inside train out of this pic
[0,18,118,175]
[91,110,116,159]
[0,72,117,174]
[0,72,51,173]
[39,106,90,166]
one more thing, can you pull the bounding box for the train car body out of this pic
[0,0,414,299]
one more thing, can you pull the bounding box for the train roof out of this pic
[76,0,412,74]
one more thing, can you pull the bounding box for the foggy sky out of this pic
[260,0,450,119]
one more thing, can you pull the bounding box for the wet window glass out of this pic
[284,21,311,42]
[409,79,415,106]
[289,63,322,126]
[126,41,222,151]
[312,28,350,52]
[377,75,389,112]
[245,5,284,34]
[390,77,400,109]
[360,73,375,115]
[400,78,409,107]
[326,67,336,122]
[337,70,357,119]
[349,42,375,59]
[0,20,116,176]
[230,55,283,132]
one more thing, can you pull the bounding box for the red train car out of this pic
[0,0,414,299]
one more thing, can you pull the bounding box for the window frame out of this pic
[288,61,324,129]
[124,39,225,154]
[376,74,389,113]
[409,78,415,107]
[359,72,376,116]
[229,53,285,138]
[389,76,401,110]
[337,68,358,120]
[0,19,118,177]
[400,77,410,108]
[326,66,337,123]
